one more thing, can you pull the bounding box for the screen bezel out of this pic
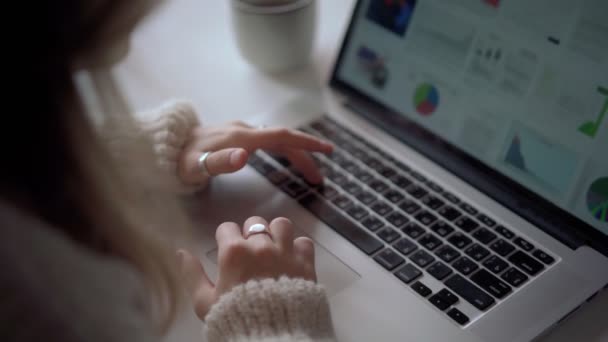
[329,0,608,256]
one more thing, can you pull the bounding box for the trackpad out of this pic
[204,237,360,297]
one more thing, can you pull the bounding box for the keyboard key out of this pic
[402,222,426,239]
[452,256,479,275]
[250,159,276,176]
[374,249,405,270]
[419,234,443,251]
[406,184,428,199]
[395,264,422,284]
[379,166,396,178]
[387,211,409,228]
[448,233,472,249]
[465,244,491,261]
[532,250,555,265]
[377,227,400,243]
[332,195,353,210]
[361,216,384,232]
[399,199,421,215]
[430,221,454,237]
[436,288,459,305]
[267,170,289,185]
[495,225,515,239]
[410,249,436,268]
[501,267,529,287]
[435,245,461,263]
[472,228,498,245]
[342,161,360,175]
[447,308,469,325]
[411,281,432,297]
[371,201,393,217]
[490,239,516,257]
[442,191,461,204]
[477,214,496,227]
[328,172,348,186]
[393,160,411,173]
[299,194,383,255]
[370,180,390,193]
[368,158,385,172]
[271,154,291,167]
[427,262,453,280]
[514,237,535,251]
[445,274,495,311]
[427,181,443,193]
[438,206,462,221]
[459,202,478,215]
[355,190,376,205]
[343,181,362,196]
[393,237,418,256]
[483,255,509,274]
[421,195,445,210]
[346,205,368,221]
[390,174,412,188]
[470,269,512,299]
[317,184,338,200]
[355,170,375,184]
[409,170,427,182]
[429,294,451,311]
[509,251,545,276]
[384,190,405,203]
[415,210,438,227]
[281,181,308,197]
[454,216,479,233]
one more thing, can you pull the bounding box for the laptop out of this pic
[198,0,608,340]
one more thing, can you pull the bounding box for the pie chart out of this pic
[413,83,440,116]
[587,177,608,223]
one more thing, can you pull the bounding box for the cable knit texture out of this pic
[136,99,205,193]
[205,277,335,342]
[101,99,206,193]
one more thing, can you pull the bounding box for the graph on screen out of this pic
[587,178,608,223]
[504,126,579,195]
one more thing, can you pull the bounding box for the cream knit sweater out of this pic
[1,101,335,342]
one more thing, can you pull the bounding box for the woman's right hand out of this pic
[177,216,316,320]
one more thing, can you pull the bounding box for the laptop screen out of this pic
[333,0,608,235]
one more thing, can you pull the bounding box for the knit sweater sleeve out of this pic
[204,277,336,342]
[101,99,207,193]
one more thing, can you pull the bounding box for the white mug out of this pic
[231,0,317,73]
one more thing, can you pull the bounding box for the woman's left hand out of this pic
[178,121,333,186]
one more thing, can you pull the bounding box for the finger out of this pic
[294,237,316,281]
[242,216,273,247]
[215,221,245,247]
[245,128,334,153]
[268,217,295,253]
[283,149,323,184]
[176,249,217,319]
[204,148,249,176]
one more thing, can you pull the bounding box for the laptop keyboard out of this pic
[247,116,557,326]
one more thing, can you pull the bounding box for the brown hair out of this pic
[3,0,189,333]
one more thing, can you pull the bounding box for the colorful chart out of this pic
[578,86,607,139]
[503,126,578,194]
[413,84,440,116]
[587,178,608,223]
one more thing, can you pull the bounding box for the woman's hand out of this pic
[178,121,333,185]
[177,216,316,320]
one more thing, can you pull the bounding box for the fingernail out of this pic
[230,149,246,166]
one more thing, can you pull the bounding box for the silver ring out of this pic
[246,223,270,238]
[257,124,268,129]
[198,152,211,177]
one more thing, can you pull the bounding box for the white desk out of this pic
[116,0,607,341]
